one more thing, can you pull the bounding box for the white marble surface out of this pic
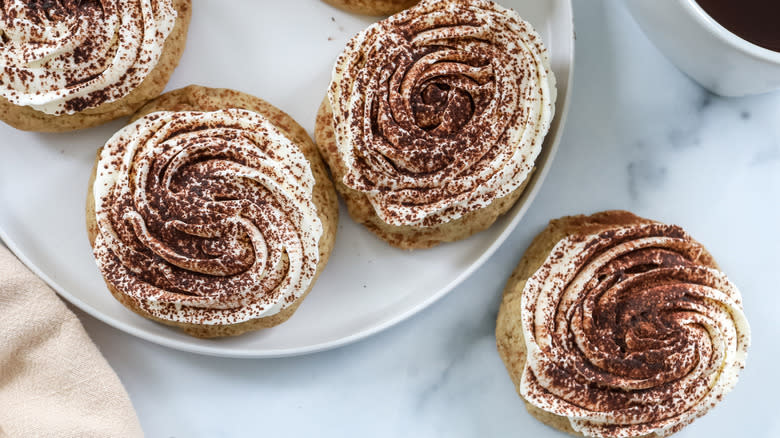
[69,1,780,437]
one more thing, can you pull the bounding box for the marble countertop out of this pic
[72,1,780,436]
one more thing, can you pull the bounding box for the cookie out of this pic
[86,85,338,338]
[0,0,191,132]
[315,0,556,249]
[322,0,419,15]
[496,210,750,437]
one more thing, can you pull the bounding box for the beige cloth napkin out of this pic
[0,245,143,437]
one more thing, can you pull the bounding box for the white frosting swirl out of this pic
[328,0,555,227]
[92,109,323,325]
[520,224,750,437]
[0,0,177,115]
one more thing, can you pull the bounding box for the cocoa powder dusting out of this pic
[92,109,323,326]
[520,223,750,437]
[329,0,555,227]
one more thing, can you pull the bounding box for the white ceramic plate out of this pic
[0,0,573,358]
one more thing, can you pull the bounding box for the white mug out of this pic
[625,0,780,97]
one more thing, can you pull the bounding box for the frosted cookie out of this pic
[0,0,191,132]
[86,86,338,338]
[316,0,556,249]
[496,210,750,437]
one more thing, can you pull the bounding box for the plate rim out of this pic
[0,0,574,358]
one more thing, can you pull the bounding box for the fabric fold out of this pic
[0,245,143,438]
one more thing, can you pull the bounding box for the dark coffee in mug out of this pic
[695,0,780,52]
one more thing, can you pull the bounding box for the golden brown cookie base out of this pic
[86,85,339,338]
[495,210,719,437]
[314,97,533,249]
[322,0,418,15]
[0,0,191,132]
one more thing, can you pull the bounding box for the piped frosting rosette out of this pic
[520,224,750,437]
[328,0,555,227]
[0,0,176,115]
[91,109,323,325]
